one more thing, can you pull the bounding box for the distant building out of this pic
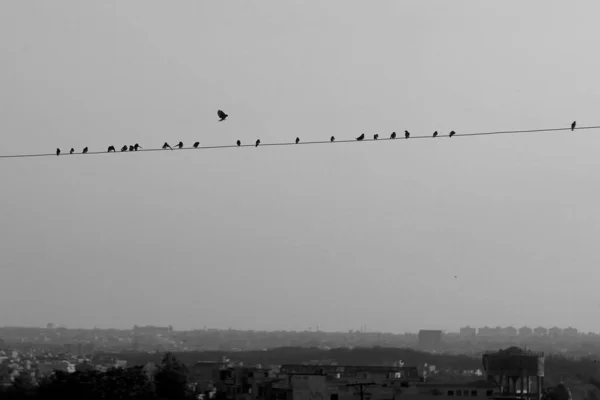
[133,325,172,336]
[563,327,578,337]
[418,330,442,351]
[548,327,562,337]
[459,326,476,338]
[519,326,533,336]
[477,326,496,337]
[502,326,518,337]
[534,326,547,336]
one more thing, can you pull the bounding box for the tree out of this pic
[36,370,99,400]
[93,366,157,400]
[154,353,193,400]
[12,371,36,392]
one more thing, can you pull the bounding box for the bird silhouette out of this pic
[571,121,576,131]
[107,146,115,152]
[405,131,410,139]
[121,145,127,152]
[56,148,60,156]
[162,142,173,150]
[296,137,300,144]
[356,133,365,141]
[391,132,396,139]
[82,147,88,154]
[175,141,183,149]
[433,131,438,138]
[217,110,228,121]
[193,142,199,148]
[236,140,241,146]
[330,136,335,142]
[129,145,134,151]
[449,130,455,138]
[373,134,379,140]
[255,139,260,147]
[69,148,74,154]
[134,143,142,151]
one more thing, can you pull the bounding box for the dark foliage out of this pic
[0,353,193,400]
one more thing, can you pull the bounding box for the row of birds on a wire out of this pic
[54,110,579,156]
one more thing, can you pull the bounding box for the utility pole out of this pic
[346,382,377,400]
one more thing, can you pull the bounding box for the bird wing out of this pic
[218,110,226,118]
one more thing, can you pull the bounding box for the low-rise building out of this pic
[519,327,533,337]
[533,327,547,336]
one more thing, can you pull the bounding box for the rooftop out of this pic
[417,380,495,389]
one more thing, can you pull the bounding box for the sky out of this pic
[1,1,600,333]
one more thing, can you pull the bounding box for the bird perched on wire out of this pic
[373,134,378,140]
[433,131,438,138]
[296,137,300,144]
[56,148,61,156]
[107,146,115,152]
[162,142,173,150]
[405,131,410,139]
[449,130,455,138]
[236,140,241,146]
[218,110,228,122]
[121,145,127,152]
[175,141,183,149]
[134,143,142,151]
[356,133,365,141]
[255,139,260,147]
[330,136,335,142]
[129,145,134,151]
[193,142,199,148]
[83,147,88,154]
[390,132,396,139]
[571,121,576,131]
[69,148,74,154]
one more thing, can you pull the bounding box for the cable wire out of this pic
[0,125,597,159]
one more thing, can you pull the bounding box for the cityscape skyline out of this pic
[3,323,595,335]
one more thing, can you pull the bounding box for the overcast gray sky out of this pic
[1,1,599,333]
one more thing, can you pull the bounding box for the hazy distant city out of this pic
[0,324,597,355]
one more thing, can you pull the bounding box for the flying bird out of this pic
[405,131,410,139]
[217,110,228,121]
[373,134,379,140]
[134,143,142,151]
[162,142,173,150]
[330,136,335,142]
[69,148,74,154]
[129,145,134,151]
[56,148,60,156]
[193,142,199,148]
[175,141,183,149]
[571,121,576,131]
[236,140,241,146]
[433,131,438,138]
[121,145,128,152]
[107,146,115,152]
[255,139,260,147]
[356,134,365,141]
[391,132,396,139]
[449,130,455,138]
[82,147,88,154]
[296,137,300,144]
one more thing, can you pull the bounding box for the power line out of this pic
[0,124,597,160]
